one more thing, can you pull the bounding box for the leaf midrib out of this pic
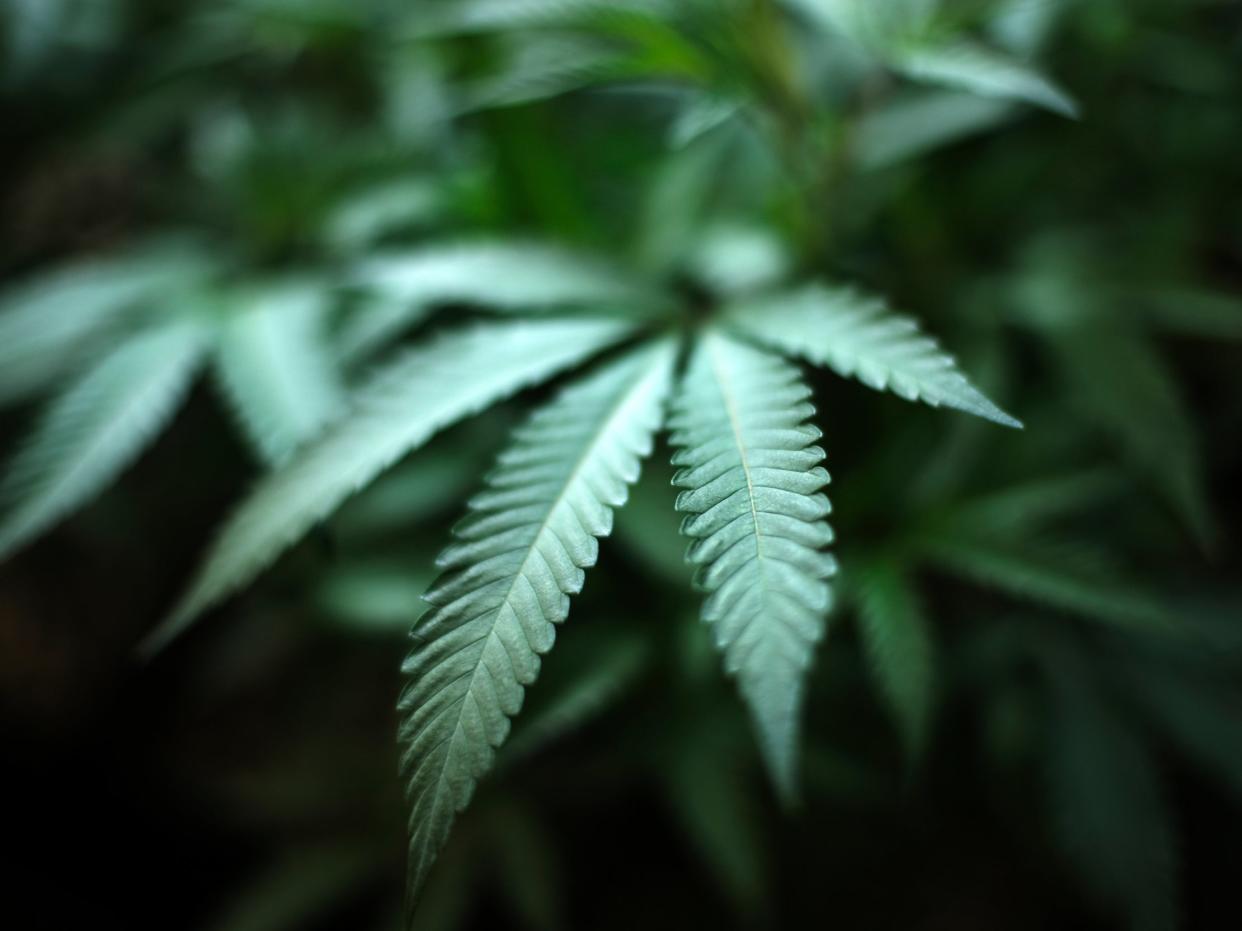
[705,335,769,610]
[421,347,662,824]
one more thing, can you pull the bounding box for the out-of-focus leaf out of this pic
[635,128,737,275]
[215,279,346,467]
[488,804,567,931]
[147,317,638,653]
[316,558,436,632]
[324,179,447,253]
[341,241,662,361]
[502,633,649,767]
[0,241,213,405]
[921,535,1179,633]
[990,0,1069,55]
[895,41,1077,116]
[1117,655,1242,803]
[686,223,790,297]
[461,33,624,111]
[854,559,936,759]
[667,92,740,148]
[930,470,1123,539]
[662,716,770,914]
[612,451,694,588]
[1131,287,1242,341]
[405,0,671,38]
[209,843,380,931]
[1051,323,1212,545]
[792,0,1074,114]
[0,319,208,560]
[855,90,1015,170]
[1042,642,1179,931]
[334,429,496,542]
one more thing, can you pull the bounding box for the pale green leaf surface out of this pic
[407,0,670,38]
[728,285,1021,426]
[990,0,1069,56]
[855,90,1015,170]
[397,340,676,906]
[147,317,636,653]
[351,242,654,312]
[895,41,1077,116]
[0,320,208,560]
[461,33,623,111]
[790,1,1074,115]
[342,242,660,361]
[670,332,836,799]
[855,560,935,758]
[0,242,212,404]
[215,281,346,467]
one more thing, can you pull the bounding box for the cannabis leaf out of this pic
[0,319,208,560]
[855,90,1014,170]
[921,535,1177,633]
[727,284,1021,426]
[1043,643,1178,931]
[854,559,935,759]
[341,241,660,362]
[147,317,637,653]
[895,41,1078,117]
[215,281,345,467]
[670,332,836,799]
[793,0,1076,115]
[398,339,675,906]
[0,241,212,405]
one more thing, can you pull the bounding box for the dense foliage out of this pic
[2,2,1241,930]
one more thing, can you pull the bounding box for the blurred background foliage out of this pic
[2,0,1241,929]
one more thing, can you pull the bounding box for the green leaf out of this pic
[662,716,770,914]
[727,284,1021,427]
[215,280,345,467]
[398,339,676,907]
[352,241,654,313]
[0,241,212,405]
[146,317,637,653]
[1051,323,1212,545]
[1116,656,1242,804]
[854,560,935,759]
[796,0,1075,115]
[921,535,1178,633]
[894,41,1077,117]
[408,0,671,38]
[670,332,836,799]
[501,632,649,768]
[341,241,661,360]
[0,320,208,561]
[1043,646,1178,931]
[990,0,1069,56]
[855,89,1015,170]
[931,470,1123,539]
[461,33,624,111]
[1132,287,1242,341]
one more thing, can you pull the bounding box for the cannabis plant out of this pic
[4,0,1240,928]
